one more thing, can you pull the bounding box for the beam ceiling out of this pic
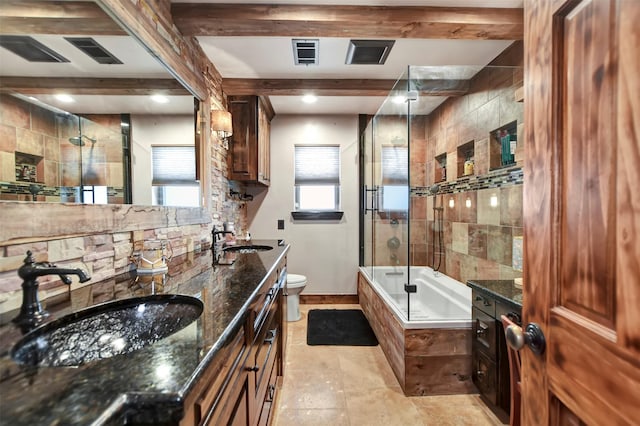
[223,78,470,97]
[0,77,191,96]
[172,3,523,40]
[0,1,124,35]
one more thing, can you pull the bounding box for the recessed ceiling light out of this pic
[302,95,317,104]
[54,94,74,103]
[151,94,169,104]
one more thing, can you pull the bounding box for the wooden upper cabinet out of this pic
[228,95,272,186]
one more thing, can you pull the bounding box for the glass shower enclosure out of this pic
[361,64,522,321]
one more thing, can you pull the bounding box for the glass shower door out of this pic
[371,71,411,319]
[362,117,374,278]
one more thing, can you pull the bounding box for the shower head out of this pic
[68,135,97,146]
[429,184,440,195]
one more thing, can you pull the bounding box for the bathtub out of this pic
[360,266,472,328]
[358,266,474,396]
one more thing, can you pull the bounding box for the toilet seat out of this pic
[287,274,307,288]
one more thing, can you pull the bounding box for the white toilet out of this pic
[286,273,307,322]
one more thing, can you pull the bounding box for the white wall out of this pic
[130,115,194,205]
[247,115,360,295]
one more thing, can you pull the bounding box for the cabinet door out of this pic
[228,96,258,181]
[257,99,270,185]
[228,377,250,426]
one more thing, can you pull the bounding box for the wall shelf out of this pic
[457,140,475,178]
[435,153,447,182]
[489,121,518,171]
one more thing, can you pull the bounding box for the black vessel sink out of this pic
[11,294,203,367]
[222,245,273,253]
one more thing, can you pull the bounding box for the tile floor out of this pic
[272,304,505,426]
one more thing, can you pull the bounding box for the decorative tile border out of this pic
[0,181,124,200]
[411,166,523,197]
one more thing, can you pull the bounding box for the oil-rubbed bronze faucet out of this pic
[211,227,234,264]
[13,251,91,328]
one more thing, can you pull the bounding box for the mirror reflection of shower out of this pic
[68,135,97,146]
[69,117,101,203]
[430,184,444,275]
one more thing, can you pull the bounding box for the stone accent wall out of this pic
[0,203,211,315]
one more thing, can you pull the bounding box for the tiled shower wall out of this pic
[410,41,524,284]
[0,95,126,203]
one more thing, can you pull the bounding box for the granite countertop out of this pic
[0,240,289,425]
[466,279,523,309]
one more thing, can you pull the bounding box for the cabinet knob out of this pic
[476,370,485,379]
[246,365,259,372]
[505,322,546,355]
[476,328,486,336]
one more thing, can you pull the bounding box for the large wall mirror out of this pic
[0,1,201,207]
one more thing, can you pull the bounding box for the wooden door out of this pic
[522,0,639,424]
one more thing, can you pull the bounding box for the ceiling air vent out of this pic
[292,39,319,66]
[345,39,395,65]
[0,35,69,63]
[65,37,123,65]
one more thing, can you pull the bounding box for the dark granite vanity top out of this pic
[466,279,523,309]
[0,240,289,425]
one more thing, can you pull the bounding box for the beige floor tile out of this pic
[410,394,503,426]
[273,303,504,426]
[278,369,346,410]
[274,408,350,426]
[344,387,427,426]
[335,346,401,392]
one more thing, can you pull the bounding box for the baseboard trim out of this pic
[300,294,359,304]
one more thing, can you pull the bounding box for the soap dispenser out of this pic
[224,222,236,244]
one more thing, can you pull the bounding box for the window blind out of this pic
[381,145,408,184]
[152,146,196,185]
[294,145,340,185]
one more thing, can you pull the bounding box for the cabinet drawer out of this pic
[472,291,496,317]
[472,307,497,359]
[253,308,278,394]
[473,349,498,405]
[257,357,278,426]
[195,327,247,425]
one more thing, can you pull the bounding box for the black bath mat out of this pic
[306,309,378,346]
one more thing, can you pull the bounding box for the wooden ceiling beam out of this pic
[0,77,191,96]
[172,4,523,40]
[223,78,469,97]
[0,1,124,35]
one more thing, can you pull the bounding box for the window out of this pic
[294,145,340,211]
[152,146,200,207]
[380,145,408,212]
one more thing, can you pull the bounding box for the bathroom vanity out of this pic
[0,241,288,426]
[466,280,522,420]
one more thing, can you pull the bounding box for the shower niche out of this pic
[15,152,44,183]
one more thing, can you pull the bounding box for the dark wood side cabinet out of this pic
[181,256,287,426]
[471,287,521,419]
[228,96,273,186]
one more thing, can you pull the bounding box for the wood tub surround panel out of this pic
[405,328,472,357]
[357,273,406,389]
[358,272,474,396]
[404,355,475,396]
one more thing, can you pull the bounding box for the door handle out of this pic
[505,322,546,355]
